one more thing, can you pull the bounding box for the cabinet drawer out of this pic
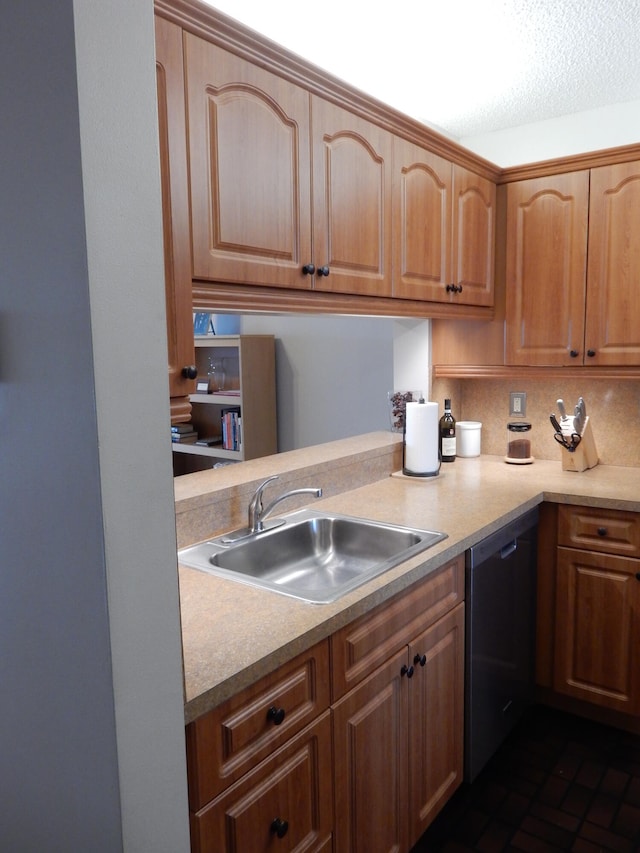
[331,554,464,700]
[558,505,640,557]
[190,712,333,853]
[186,640,330,809]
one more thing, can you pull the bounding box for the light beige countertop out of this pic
[177,446,640,723]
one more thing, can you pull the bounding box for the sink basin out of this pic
[178,509,447,604]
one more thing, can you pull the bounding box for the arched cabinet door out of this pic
[586,160,640,365]
[155,16,195,419]
[311,95,393,298]
[505,171,589,366]
[185,33,312,290]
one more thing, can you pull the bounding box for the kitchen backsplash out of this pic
[431,377,640,468]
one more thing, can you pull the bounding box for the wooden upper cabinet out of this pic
[586,160,640,365]
[311,95,393,297]
[505,171,589,366]
[392,139,495,306]
[392,139,452,301]
[184,33,313,289]
[155,16,196,421]
[452,165,495,307]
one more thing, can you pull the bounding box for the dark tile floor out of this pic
[411,704,640,853]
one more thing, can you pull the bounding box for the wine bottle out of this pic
[439,398,456,462]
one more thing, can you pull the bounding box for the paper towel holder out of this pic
[402,397,442,478]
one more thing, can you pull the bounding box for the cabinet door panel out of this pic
[408,604,464,846]
[452,166,495,306]
[586,161,640,365]
[392,138,451,301]
[506,172,589,365]
[311,96,392,297]
[554,547,640,714]
[185,34,312,288]
[155,17,195,414]
[332,650,408,853]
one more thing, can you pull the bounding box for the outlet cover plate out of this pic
[510,392,527,417]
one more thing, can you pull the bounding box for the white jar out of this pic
[456,421,482,457]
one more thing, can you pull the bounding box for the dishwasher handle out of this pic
[500,540,518,560]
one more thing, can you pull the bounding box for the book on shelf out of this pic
[195,436,222,447]
[221,407,242,451]
[171,422,195,434]
[171,430,198,443]
[193,312,214,335]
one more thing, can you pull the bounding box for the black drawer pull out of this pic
[401,664,414,678]
[414,653,427,667]
[597,527,608,537]
[271,817,289,838]
[267,705,286,725]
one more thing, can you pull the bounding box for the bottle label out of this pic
[442,436,456,456]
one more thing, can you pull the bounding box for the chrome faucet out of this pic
[248,475,322,534]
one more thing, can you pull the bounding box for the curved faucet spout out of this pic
[248,475,322,533]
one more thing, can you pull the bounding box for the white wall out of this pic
[0,1,190,850]
[461,98,640,166]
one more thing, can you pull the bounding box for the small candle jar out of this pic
[506,421,533,464]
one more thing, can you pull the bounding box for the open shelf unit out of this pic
[172,334,277,475]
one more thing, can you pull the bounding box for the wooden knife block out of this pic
[561,416,599,472]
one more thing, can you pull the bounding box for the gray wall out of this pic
[240,314,396,450]
[0,1,189,850]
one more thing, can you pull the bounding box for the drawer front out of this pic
[558,505,640,557]
[331,554,464,700]
[190,713,333,853]
[186,640,330,808]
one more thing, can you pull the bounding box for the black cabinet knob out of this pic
[569,350,579,358]
[271,817,289,838]
[302,263,315,275]
[446,284,454,293]
[587,349,596,358]
[267,705,286,725]
[414,653,427,667]
[316,265,330,277]
[635,573,640,581]
[597,527,607,537]
[400,664,414,679]
[181,365,197,379]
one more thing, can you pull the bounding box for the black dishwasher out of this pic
[465,508,538,782]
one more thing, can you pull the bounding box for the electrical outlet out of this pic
[510,391,527,417]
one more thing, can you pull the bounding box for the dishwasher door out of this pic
[465,508,538,782]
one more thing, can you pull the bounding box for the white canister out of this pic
[457,421,482,457]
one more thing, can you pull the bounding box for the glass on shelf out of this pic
[207,357,226,392]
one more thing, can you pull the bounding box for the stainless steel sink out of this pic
[177,509,447,604]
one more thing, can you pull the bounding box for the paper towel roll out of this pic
[404,401,440,477]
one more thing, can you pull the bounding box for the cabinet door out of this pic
[408,604,464,847]
[505,172,589,365]
[311,96,393,297]
[191,713,333,853]
[155,17,196,419]
[585,160,640,365]
[451,165,496,306]
[554,547,640,715]
[332,649,409,853]
[185,33,313,289]
[392,137,452,301]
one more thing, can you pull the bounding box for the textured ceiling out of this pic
[204,0,640,139]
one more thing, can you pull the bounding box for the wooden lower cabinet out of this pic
[190,713,332,853]
[185,557,465,853]
[332,599,465,853]
[553,505,640,716]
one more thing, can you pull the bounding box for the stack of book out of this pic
[171,423,197,443]
[221,407,241,451]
